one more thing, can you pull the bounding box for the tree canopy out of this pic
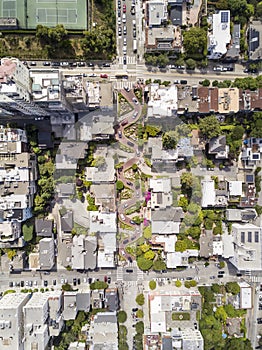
[183,27,207,59]
[136,294,145,306]
[199,115,221,139]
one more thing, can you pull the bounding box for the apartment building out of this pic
[229,223,262,272]
[0,293,30,350]
[0,126,37,247]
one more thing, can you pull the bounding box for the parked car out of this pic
[132,97,138,104]
[124,86,130,92]
[104,276,108,282]
[44,280,48,287]
[107,277,111,284]
[126,269,133,273]
[43,61,51,66]
[100,73,108,78]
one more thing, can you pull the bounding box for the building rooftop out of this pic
[0,292,29,309]
[147,0,168,26]
[147,84,177,118]
[208,10,231,59]
[35,218,53,237]
[248,20,262,60]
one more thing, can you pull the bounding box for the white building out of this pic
[23,293,50,350]
[147,84,177,119]
[0,293,30,350]
[201,178,216,207]
[229,223,262,272]
[147,0,168,26]
[208,10,231,59]
[88,312,118,350]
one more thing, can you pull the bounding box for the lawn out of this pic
[172,312,190,321]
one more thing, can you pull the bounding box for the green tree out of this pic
[62,283,73,291]
[7,249,16,260]
[149,280,156,290]
[211,283,222,294]
[137,256,153,271]
[257,1,262,17]
[183,27,207,58]
[199,115,221,139]
[118,311,127,323]
[181,172,193,189]
[175,280,182,287]
[178,196,188,211]
[202,79,210,87]
[135,321,144,334]
[175,239,187,252]
[185,58,196,70]
[224,338,253,350]
[143,226,152,239]
[219,261,225,269]
[90,281,108,290]
[136,309,144,318]
[215,306,227,322]
[225,282,240,295]
[116,180,124,191]
[144,250,155,260]
[153,259,166,271]
[231,125,244,141]
[162,131,177,149]
[136,293,145,306]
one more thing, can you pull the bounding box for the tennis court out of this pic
[0,0,88,30]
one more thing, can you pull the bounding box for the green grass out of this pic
[172,312,190,321]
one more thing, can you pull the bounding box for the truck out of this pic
[133,39,137,53]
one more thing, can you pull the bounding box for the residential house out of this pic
[248,20,262,60]
[166,249,199,268]
[0,293,30,350]
[47,291,64,337]
[23,293,50,350]
[151,207,184,234]
[229,223,262,272]
[168,328,204,350]
[239,282,252,309]
[35,218,53,238]
[76,291,91,313]
[208,135,229,159]
[198,87,239,113]
[88,312,118,350]
[90,184,116,212]
[85,157,115,183]
[147,137,179,172]
[226,208,257,222]
[90,212,117,268]
[60,210,74,239]
[71,235,97,270]
[149,178,172,209]
[208,10,231,60]
[146,84,178,123]
[39,237,55,270]
[239,88,262,111]
[149,289,201,333]
[199,229,213,258]
[63,292,78,321]
[68,342,87,350]
[105,288,120,312]
[225,24,241,61]
[79,113,115,141]
[201,177,228,208]
[55,142,87,173]
[0,126,37,248]
[242,137,262,168]
[57,183,75,199]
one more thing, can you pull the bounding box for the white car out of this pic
[122,14,126,23]
[123,45,127,54]
[118,17,121,25]
[132,97,139,105]
[89,73,97,77]
[123,38,127,45]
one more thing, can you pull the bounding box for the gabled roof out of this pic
[61,211,73,233]
[35,218,53,237]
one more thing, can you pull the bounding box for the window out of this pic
[255,231,259,243]
[248,231,252,243]
[241,232,245,243]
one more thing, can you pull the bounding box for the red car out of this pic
[100,74,108,78]
[104,276,108,282]
[123,4,126,13]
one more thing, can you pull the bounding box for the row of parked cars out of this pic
[27,61,111,68]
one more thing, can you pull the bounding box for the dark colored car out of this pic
[108,277,111,284]
[73,278,77,286]
[127,141,134,147]
[44,280,48,287]
[126,269,133,273]
[123,239,129,244]
[180,80,188,85]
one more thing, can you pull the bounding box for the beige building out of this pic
[218,88,239,113]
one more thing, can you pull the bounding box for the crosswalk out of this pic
[249,275,261,283]
[117,267,123,281]
[119,55,137,65]
[115,80,134,90]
